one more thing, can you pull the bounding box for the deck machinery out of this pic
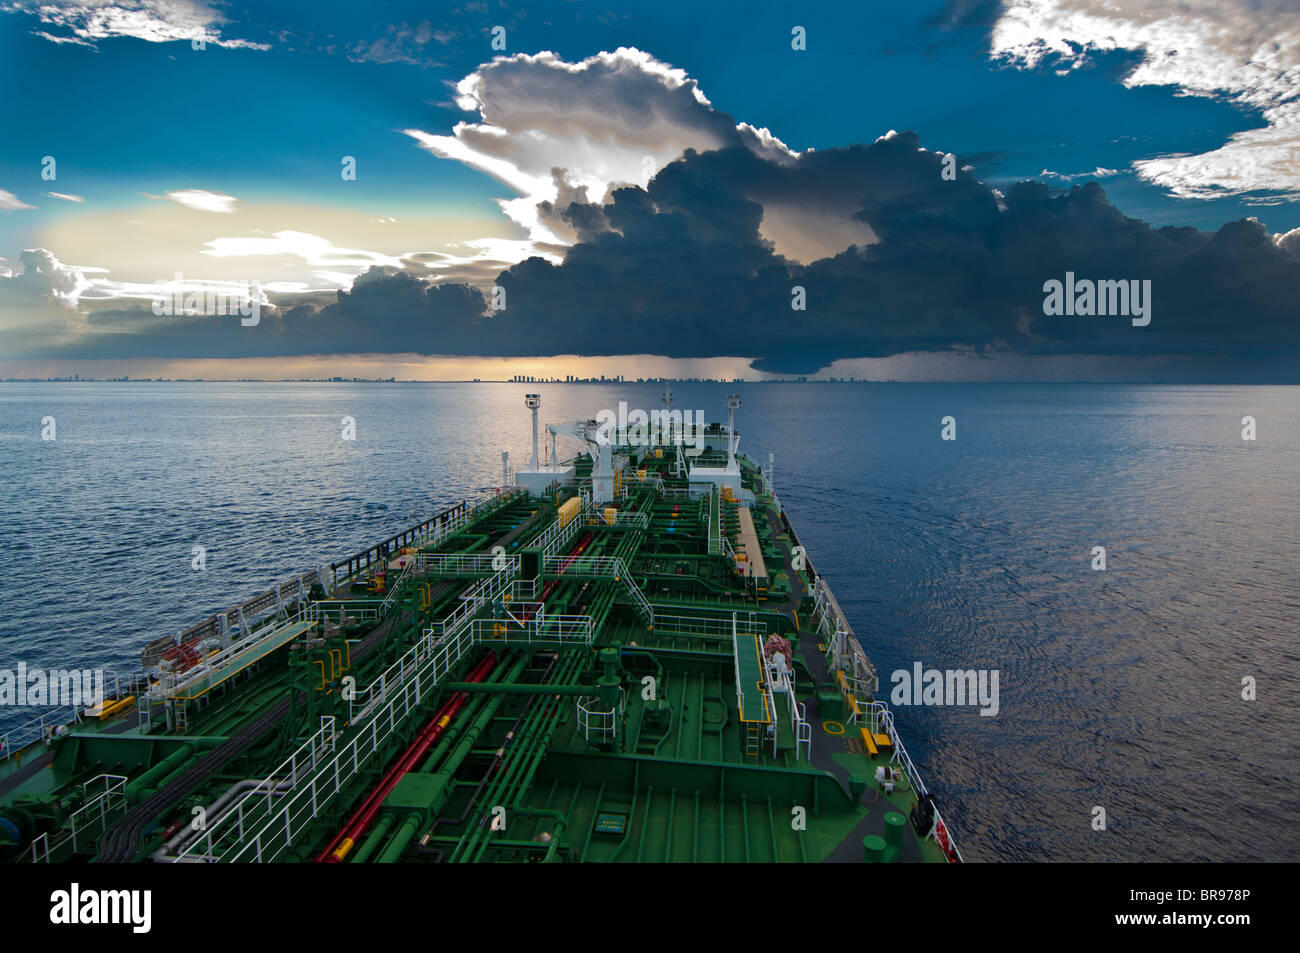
[0,396,961,864]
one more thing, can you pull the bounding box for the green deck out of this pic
[734,632,770,724]
[0,412,958,865]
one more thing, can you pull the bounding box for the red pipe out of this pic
[539,531,593,602]
[316,650,497,862]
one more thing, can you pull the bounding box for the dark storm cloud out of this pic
[7,131,1299,376]
[34,267,487,360]
[474,132,1300,373]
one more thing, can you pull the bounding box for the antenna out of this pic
[501,450,510,486]
[725,394,741,468]
[525,394,541,469]
[660,383,674,442]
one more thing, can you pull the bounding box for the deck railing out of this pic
[471,611,594,645]
[190,579,593,863]
[1,705,83,763]
[864,700,963,862]
[542,554,653,624]
[23,774,127,862]
[653,612,765,639]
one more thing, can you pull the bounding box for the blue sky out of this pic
[1,0,1297,380]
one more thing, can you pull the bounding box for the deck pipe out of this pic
[373,654,533,862]
[151,777,293,862]
[435,682,597,695]
[315,650,498,862]
[125,739,219,801]
[449,653,586,863]
[415,653,560,860]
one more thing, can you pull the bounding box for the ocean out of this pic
[1,381,1296,861]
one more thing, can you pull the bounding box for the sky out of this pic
[1,0,1298,380]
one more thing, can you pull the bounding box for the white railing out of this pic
[709,489,722,553]
[529,493,590,561]
[216,621,480,862]
[471,612,594,645]
[765,681,780,757]
[24,774,127,862]
[415,553,521,575]
[175,718,336,862]
[378,559,415,615]
[160,604,322,701]
[427,568,516,638]
[601,510,650,529]
[730,616,753,727]
[1,704,83,763]
[661,482,714,502]
[576,694,620,747]
[543,554,653,623]
[200,581,586,862]
[622,467,664,492]
[765,658,809,763]
[795,702,812,760]
[864,700,963,862]
[812,578,877,694]
[653,612,765,639]
[348,567,515,723]
[408,488,521,553]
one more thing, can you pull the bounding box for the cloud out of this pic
[6,48,1298,379]
[47,191,84,202]
[0,248,92,307]
[11,267,487,361]
[1,189,37,211]
[72,132,1285,375]
[403,48,797,251]
[347,19,455,66]
[199,230,406,286]
[1039,167,1120,182]
[3,0,269,50]
[1276,227,1300,260]
[159,189,239,213]
[0,249,96,353]
[475,135,1300,373]
[989,0,1300,200]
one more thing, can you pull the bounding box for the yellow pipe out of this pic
[97,695,135,720]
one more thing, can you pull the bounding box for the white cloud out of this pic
[0,248,94,307]
[1,189,37,211]
[991,0,1300,200]
[200,230,405,287]
[47,191,85,202]
[160,189,239,213]
[1038,167,1120,181]
[78,272,270,307]
[347,19,454,66]
[4,0,269,50]
[404,48,798,248]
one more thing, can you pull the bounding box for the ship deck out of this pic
[1,429,956,865]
